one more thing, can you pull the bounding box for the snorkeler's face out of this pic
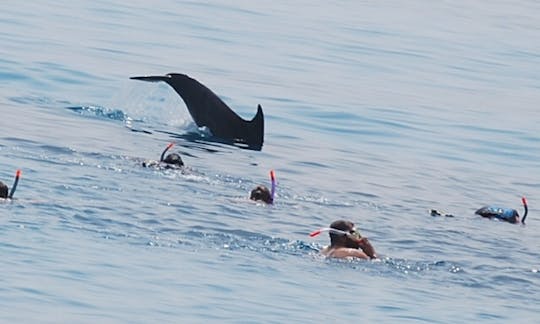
[348,228,361,240]
[344,227,361,248]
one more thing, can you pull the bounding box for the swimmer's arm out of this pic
[358,238,377,259]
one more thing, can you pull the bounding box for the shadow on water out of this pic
[66,105,264,151]
[156,130,259,153]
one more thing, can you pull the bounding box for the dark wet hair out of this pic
[163,153,184,167]
[0,181,8,199]
[329,220,355,246]
[250,185,272,204]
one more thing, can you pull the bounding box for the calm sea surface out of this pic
[1,1,539,323]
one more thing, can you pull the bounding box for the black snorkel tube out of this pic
[8,169,21,199]
[160,143,174,162]
[521,197,528,224]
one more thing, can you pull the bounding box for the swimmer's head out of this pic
[0,181,7,199]
[250,185,273,204]
[1,170,21,199]
[163,153,184,167]
[329,220,361,249]
[157,143,184,168]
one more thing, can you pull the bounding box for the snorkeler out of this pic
[1,170,21,199]
[142,143,184,169]
[429,209,454,217]
[475,197,528,224]
[250,170,276,204]
[431,196,529,224]
[310,220,377,260]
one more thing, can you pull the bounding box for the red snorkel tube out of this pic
[309,228,345,237]
[160,143,174,162]
[521,197,528,224]
[9,169,21,199]
[270,170,276,203]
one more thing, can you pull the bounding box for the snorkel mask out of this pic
[348,227,362,240]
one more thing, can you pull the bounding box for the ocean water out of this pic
[1,1,539,322]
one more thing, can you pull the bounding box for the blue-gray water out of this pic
[1,1,539,323]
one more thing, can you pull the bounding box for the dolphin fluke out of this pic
[130,73,264,150]
[130,75,170,82]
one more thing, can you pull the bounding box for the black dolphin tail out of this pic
[521,197,528,224]
[246,104,264,149]
[9,169,21,199]
[130,73,264,150]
